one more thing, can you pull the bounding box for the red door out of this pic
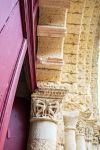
[3,97,30,150]
[0,0,38,149]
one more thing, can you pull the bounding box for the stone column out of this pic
[63,111,79,150]
[27,83,66,150]
[76,120,86,150]
[85,125,93,150]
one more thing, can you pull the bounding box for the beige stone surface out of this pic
[65,34,79,45]
[67,13,82,24]
[39,7,67,27]
[61,73,77,83]
[64,44,78,54]
[36,68,61,82]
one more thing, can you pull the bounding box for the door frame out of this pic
[0,0,38,149]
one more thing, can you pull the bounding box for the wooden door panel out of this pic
[3,97,30,150]
[0,0,18,31]
[0,0,38,149]
[0,2,23,112]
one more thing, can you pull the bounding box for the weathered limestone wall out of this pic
[91,19,100,118]
[77,0,95,107]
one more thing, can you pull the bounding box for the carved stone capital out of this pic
[85,126,93,142]
[76,120,86,136]
[93,136,99,145]
[92,125,99,145]
[63,111,79,130]
[30,82,67,123]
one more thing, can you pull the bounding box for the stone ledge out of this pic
[37,25,67,37]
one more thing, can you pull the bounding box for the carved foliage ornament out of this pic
[76,121,85,136]
[31,99,60,120]
[85,126,93,142]
[93,125,99,145]
[30,84,67,121]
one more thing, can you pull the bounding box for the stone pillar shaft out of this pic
[76,135,86,150]
[28,120,57,150]
[63,111,79,150]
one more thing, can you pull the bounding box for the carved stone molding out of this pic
[31,82,67,122]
